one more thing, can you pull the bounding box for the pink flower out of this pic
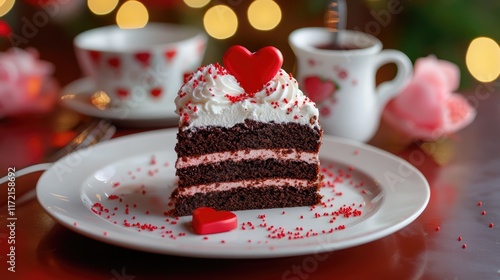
[0,48,58,117]
[383,55,476,140]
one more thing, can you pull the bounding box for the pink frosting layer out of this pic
[176,178,312,196]
[176,149,319,169]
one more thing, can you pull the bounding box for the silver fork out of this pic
[47,119,116,162]
[0,119,116,184]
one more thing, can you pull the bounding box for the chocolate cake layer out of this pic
[176,120,322,157]
[171,185,322,216]
[176,159,319,188]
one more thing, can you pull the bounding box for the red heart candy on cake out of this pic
[192,207,237,235]
[223,45,283,94]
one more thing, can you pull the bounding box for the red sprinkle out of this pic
[482,211,486,215]
[458,236,462,241]
[489,223,494,228]
[108,195,119,200]
[477,201,482,206]
[462,244,467,249]
[435,226,440,231]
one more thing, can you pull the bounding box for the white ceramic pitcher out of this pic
[289,28,412,142]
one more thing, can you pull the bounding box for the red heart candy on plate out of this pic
[192,207,237,235]
[223,45,283,94]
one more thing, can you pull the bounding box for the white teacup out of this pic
[74,23,207,113]
[289,28,412,142]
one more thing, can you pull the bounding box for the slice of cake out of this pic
[170,46,323,216]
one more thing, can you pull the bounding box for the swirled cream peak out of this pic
[175,63,319,129]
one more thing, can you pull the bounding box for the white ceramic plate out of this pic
[37,129,429,258]
[60,78,179,127]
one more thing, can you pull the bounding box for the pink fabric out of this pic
[0,48,58,117]
[383,55,476,140]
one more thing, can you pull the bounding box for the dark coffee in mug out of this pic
[315,42,362,51]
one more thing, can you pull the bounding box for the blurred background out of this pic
[0,0,499,91]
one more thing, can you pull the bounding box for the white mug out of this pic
[289,28,412,142]
[74,23,207,113]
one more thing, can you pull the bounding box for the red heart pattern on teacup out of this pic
[303,76,337,104]
[165,49,177,62]
[192,207,238,235]
[91,45,198,102]
[88,50,101,65]
[197,40,206,54]
[134,52,151,68]
[223,45,283,94]
[150,87,162,98]
[107,57,120,69]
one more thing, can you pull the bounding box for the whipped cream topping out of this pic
[175,63,320,130]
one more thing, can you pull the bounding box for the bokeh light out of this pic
[183,0,210,8]
[466,37,500,83]
[116,0,149,29]
[88,0,119,15]
[0,0,15,17]
[203,5,237,39]
[247,0,281,31]
[0,20,10,36]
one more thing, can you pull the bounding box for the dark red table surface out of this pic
[1,85,499,280]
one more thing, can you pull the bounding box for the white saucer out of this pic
[60,78,179,127]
